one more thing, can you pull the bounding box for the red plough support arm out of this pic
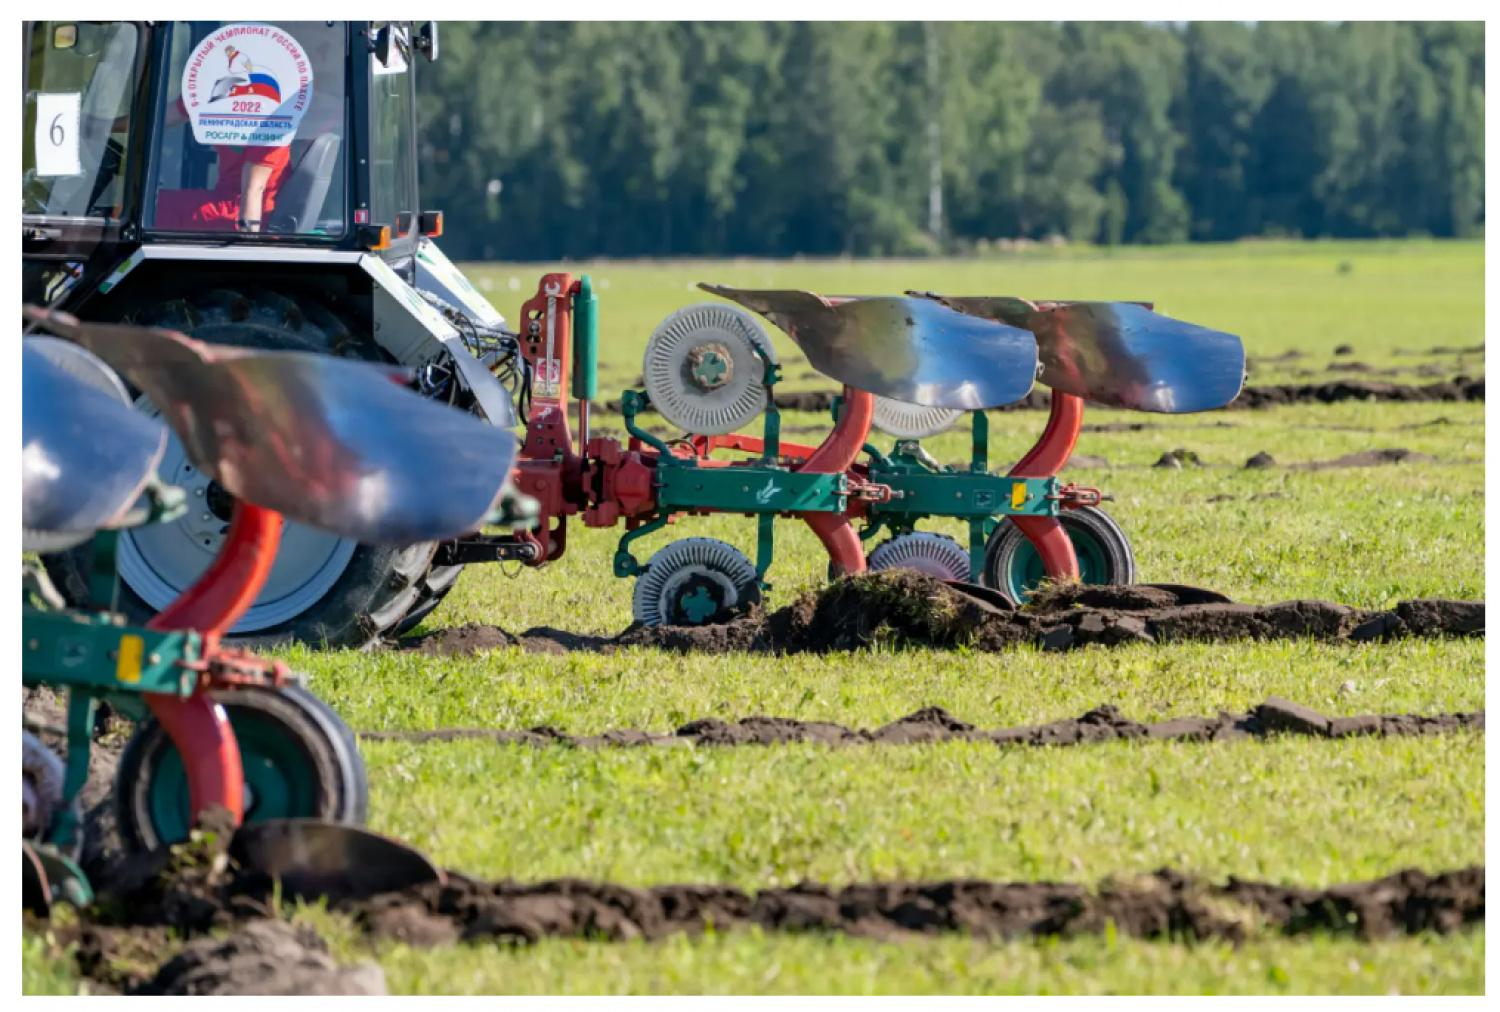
[1006,392,1084,583]
[141,502,285,826]
[795,386,875,575]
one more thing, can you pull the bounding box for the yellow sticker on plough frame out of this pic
[115,634,144,683]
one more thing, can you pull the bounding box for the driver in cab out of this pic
[154,42,293,233]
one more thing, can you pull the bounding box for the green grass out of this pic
[23,240,1485,994]
[466,239,1484,388]
[22,932,94,996]
[28,911,1480,996]
[358,734,1482,887]
[357,929,1486,995]
[301,637,1483,735]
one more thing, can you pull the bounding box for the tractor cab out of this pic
[23,20,438,304]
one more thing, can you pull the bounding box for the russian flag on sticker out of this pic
[228,73,282,103]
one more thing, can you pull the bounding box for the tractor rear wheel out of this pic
[41,286,457,648]
[390,562,465,636]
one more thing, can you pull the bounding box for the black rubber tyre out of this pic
[114,684,368,852]
[41,286,458,648]
[981,506,1138,605]
[391,562,465,636]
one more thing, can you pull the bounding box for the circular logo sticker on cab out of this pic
[181,23,313,147]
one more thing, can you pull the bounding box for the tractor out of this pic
[23,19,517,648]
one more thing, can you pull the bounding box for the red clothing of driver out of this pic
[155,144,291,230]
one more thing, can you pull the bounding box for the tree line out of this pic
[415,21,1484,260]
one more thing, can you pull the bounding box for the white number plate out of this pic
[35,92,82,177]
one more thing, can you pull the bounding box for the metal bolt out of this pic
[148,653,161,665]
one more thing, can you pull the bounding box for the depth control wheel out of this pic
[115,685,368,851]
[632,538,761,627]
[867,532,971,581]
[981,506,1137,605]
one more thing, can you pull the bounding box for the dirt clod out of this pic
[1255,697,1331,736]
[1153,448,1202,469]
[1230,376,1483,409]
[139,920,385,995]
[409,623,520,656]
[1295,447,1438,470]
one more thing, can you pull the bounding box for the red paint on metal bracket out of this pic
[797,386,874,575]
[1007,393,1085,581]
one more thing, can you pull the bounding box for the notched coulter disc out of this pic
[643,303,777,435]
[867,532,971,581]
[871,396,963,439]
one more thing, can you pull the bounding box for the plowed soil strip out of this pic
[402,572,1483,657]
[54,862,1485,994]
[354,865,1486,948]
[358,697,1483,750]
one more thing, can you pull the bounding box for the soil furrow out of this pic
[357,697,1483,750]
[47,862,1484,993]
[402,572,1483,657]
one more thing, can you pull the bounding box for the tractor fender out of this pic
[95,243,514,427]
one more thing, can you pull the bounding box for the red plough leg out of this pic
[1007,393,1085,583]
[141,503,284,825]
[798,386,875,575]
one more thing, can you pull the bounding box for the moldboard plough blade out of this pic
[25,309,519,545]
[23,339,168,552]
[700,284,1039,410]
[913,294,1246,413]
[229,820,444,903]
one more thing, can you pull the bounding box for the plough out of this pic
[452,274,1246,625]
[21,311,521,911]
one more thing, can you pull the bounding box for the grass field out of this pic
[23,239,1485,994]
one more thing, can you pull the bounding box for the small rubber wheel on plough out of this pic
[632,537,761,627]
[115,685,368,850]
[982,506,1137,606]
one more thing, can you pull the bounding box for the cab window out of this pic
[22,22,141,219]
[369,23,418,239]
[146,21,347,235]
